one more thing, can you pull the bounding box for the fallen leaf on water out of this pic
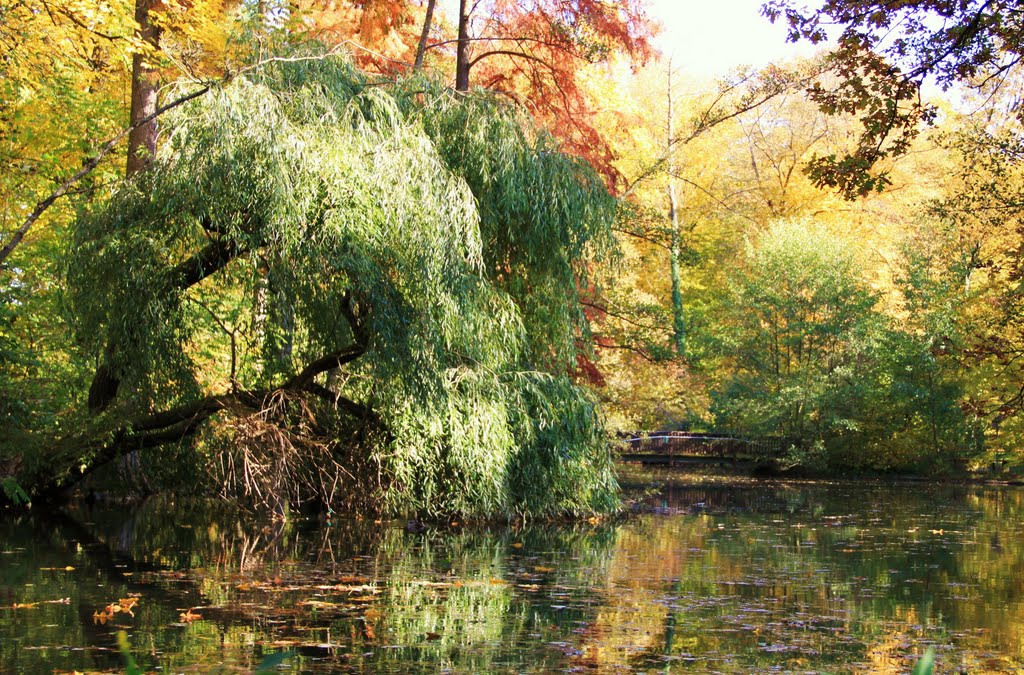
[179,609,202,622]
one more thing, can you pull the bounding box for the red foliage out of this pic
[288,1,657,188]
[461,0,657,189]
[574,352,607,387]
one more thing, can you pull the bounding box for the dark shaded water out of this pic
[3,471,1024,673]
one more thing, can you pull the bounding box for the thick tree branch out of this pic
[581,299,665,332]
[170,237,245,288]
[88,235,247,413]
[302,382,376,420]
[425,35,572,53]
[469,48,554,69]
[593,338,658,363]
[286,346,365,390]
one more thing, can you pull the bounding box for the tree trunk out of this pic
[126,0,161,176]
[414,0,438,69]
[455,0,471,91]
[666,61,686,357]
[93,0,160,407]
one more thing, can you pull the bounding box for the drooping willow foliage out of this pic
[63,49,618,517]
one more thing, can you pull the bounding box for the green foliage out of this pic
[712,220,883,451]
[710,218,986,471]
[0,476,30,506]
[116,630,143,675]
[63,48,618,517]
[411,84,617,368]
[1,252,92,479]
[858,225,982,471]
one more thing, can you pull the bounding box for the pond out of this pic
[2,470,1023,673]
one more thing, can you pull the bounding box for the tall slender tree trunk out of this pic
[126,0,161,176]
[91,0,161,412]
[455,0,471,91]
[666,62,686,357]
[414,0,437,69]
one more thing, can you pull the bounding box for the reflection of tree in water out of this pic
[17,502,619,672]
[368,525,617,671]
[5,486,1024,672]
[590,483,1024,672]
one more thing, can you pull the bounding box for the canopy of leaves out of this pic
[763,0,1024,197]
[712,220,882,451]
[61,50,618,517]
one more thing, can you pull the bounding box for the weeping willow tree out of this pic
[15,50,619,517]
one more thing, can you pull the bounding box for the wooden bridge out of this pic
[614,431,788,467]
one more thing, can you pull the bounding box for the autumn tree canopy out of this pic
[764,0,1024,197]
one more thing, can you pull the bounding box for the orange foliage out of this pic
[461,0,657,187]
[293,0,422,72]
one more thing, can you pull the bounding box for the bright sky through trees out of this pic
[649,0,818,77]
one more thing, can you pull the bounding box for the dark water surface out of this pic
[3,471,1024,673]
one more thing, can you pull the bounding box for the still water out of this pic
[2,471,1023,673]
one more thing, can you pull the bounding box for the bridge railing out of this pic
[615,431,790,460]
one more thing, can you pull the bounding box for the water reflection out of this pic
[2,476,1024,672]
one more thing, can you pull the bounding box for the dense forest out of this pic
[2,0,1023,516]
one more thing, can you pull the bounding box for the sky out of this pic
[648,0,819,78]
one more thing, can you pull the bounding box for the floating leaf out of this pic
[179,609,202,622]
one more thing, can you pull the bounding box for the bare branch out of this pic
[0,85,210,266]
